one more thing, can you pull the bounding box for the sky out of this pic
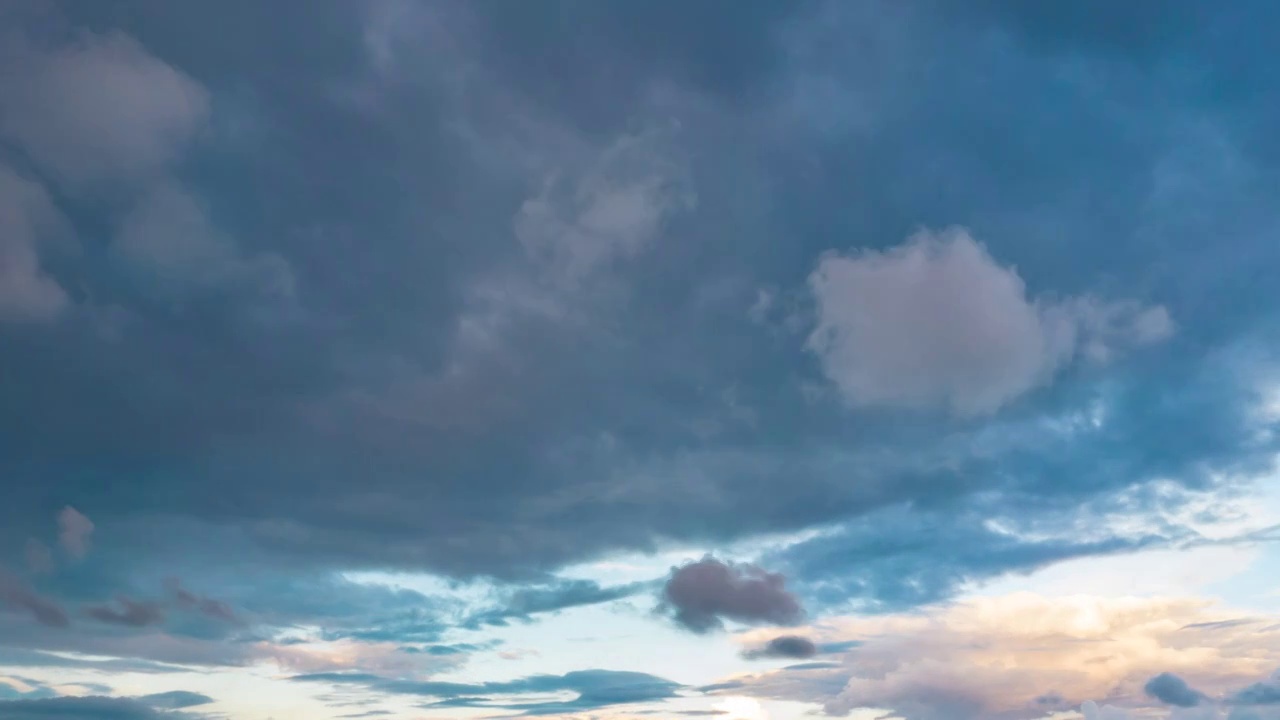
[1,1,1279,719]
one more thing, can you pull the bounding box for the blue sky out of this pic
[1,1,1280,719]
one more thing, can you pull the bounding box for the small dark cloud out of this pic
[783,661,841,671]
[138,691,214,709]
[336,712,392,719]
[1036,692,1066,706]
[85,597,165,627]
[661,557,803,633]
[165,579,238,623]
[1144,672,1205,707]
[741,635,817,660]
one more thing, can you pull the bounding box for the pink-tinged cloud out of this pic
[57,506,93,560]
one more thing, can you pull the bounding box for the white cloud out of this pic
[0,31,208,186]
[725,592,1280,720]
[806,228,1172,416]
[514,128,696,287]
[0,166,68,323]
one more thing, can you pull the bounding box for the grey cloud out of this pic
[23,540,53,575]
[84,597,165,627]
[0,695,209,720]
[1144,672,1205,707]
[112,182,296,308]
[514,126,695,286]
[165,579,237,623]
[294,668,682,715]
[742,635,818,660]
[806,228,1171,417]
[662,557,803,633]
[1231,680,1280,706]
[0,165,68,323]
[137,691,213,710]
[0,29,208,186]
[0,0,1272,655]
[463,578,647,628]
[0,568,69,628]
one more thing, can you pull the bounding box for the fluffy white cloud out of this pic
[806,228,1172,416]
[0,166,68,323]
[723,593,1280,720]
[0,31,208,186]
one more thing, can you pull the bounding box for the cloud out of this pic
[293,668,682,715]
[112,182,296,307]
[742,635,818,660]
[0,568,69,628]
[1231,678,1280,706]
[0,165,69,323]
[0,30,208,186]
[0,695,209,720]
[514,126,695,287]
[1081,701,1133,720]
[23,540,53,575]
[463,578,646,628]
[84,597,166,628]
[137,691,214,710]
[806,228,1172,416]
[661,557,804,633]
[1146,672,1207,707]
[722,593,1280,720]
[164,579,238,623]
[57,506,93,559]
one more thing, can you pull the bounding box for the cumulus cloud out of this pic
[0,30,208,186]
[723,593,1280,720]
[661,557,803,633]
[1147,672,1207,707]
[741,635,818,660]
[84,597,166,628]
[514,127,695,287]
[57,506,93,559]
[0,166,69,323]
[806,228,1172,416]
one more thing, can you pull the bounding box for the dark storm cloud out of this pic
[0,0,1276,673]
[661,557,803,633]
[293,668,681,715]
[1144,672,1205,707]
